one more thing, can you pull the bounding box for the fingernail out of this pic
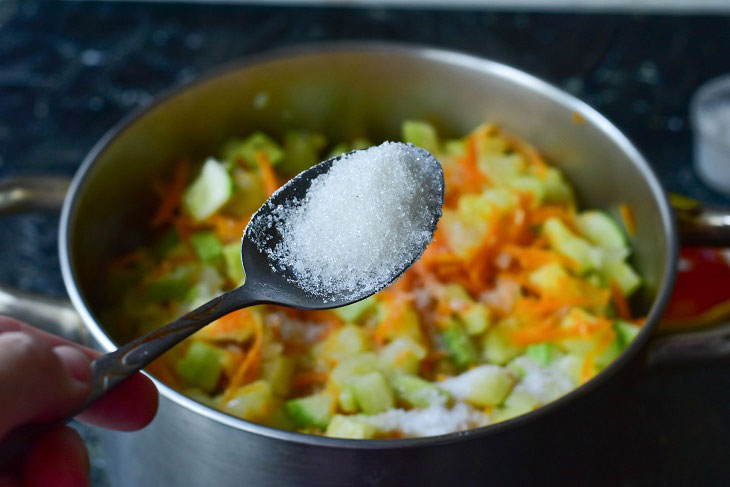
[53,345,92,383]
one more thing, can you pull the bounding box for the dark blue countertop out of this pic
[1,1,729,485]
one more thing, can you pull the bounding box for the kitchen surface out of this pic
[1,1,729,485]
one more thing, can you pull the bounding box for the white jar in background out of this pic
[691,74,730,195]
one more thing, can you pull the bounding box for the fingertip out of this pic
[0,316,22,334]
[52,345,92,384]
[23,426,89,487]
[77,373,158,431]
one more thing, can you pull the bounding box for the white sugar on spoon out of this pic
[250,142,444,301]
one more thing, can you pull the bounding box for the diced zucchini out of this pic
[266,404,297,431]
[327,142,350,159]
[352,371,395,414]
[603,259,641,296]
[183,388,221,409]
[332,296,377,323]
[615,320,641,346]
[376,300,423,343]
[224,380,274,422]
[482,321,524,365]
[442,283,471,302]
[183,158,233,221]
[543,217,602,274]
[222,242,245,285]
[473,124,508,155]
[526,343,558,366]
[557,309,600,355]
[595,334,623,370]
[477,188,520,212]
[284,392,335,430]
[222,132,284,168]
[439,365,515,407]
[543,167,575,204]
[330,353,378,389]
[528,262,570,295]
[325,415,376,439]
[390,374,449,408]
[495,387,542,421]
[190,231,224,266]
[576,211,628,251]
[319,325,372,363]
[378,337,427,375]
[439,209,490,259]
[478,153,525,185]
[444,138,466,155]
[586,272,603,288]
[338,385,359,413]
[402,120,439,154]
[262,356,294,396]
[508,176,546,203]
[457,303,492,336]
[184,265,224,310]
[224,169,268,217]
[146,263,199,302]
[281,130,328,175]
[176,341,224,392]
[441,325,478,370]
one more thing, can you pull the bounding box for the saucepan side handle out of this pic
[646,196,730,367]
[674,196,730,247]
[0,177,87,343]
[646,322,730,367]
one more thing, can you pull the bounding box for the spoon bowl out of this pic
[242,143,445,308]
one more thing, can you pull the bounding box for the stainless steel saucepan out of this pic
[1,43,729,486]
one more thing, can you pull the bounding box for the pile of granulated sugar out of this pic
[358,403,490,437]
[257,142,443,300]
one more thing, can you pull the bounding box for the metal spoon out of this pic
[0,143,443,466]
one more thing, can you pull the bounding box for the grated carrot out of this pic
[223,314,264,401]
[610,280,632,320]
[619,204,637,236]
[152,160,189,227]
[499,128,548,171]
[580,352,596,384]
[254,151,279,196]
[207,213,251,243]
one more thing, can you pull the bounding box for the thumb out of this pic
[0,331,91,439]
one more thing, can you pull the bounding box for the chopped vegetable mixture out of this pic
[106,121,644,439]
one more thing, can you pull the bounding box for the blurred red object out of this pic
[660,247,730,330]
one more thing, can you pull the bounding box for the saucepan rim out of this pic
[59,41,678,450]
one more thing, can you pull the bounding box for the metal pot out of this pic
[1,43,729,486]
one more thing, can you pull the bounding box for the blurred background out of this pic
[0,0,729,485]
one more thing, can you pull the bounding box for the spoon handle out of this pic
[85,282,263,408]
[0,281,264,470]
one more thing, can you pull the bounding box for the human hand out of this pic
[0,316,158,487]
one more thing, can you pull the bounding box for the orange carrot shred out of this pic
[152,160,189,227]
[207,214,251,243]
[610,280,632,320]
[619,204,637,236]
[255,151,279,196]
[223,315,264,401]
